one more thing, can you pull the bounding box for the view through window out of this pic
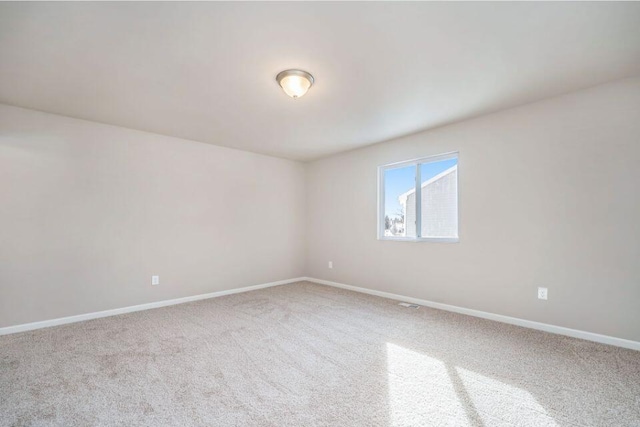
[380,153,458,241]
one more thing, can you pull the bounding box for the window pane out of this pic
[420,158,458,238]
[384,165,416,238]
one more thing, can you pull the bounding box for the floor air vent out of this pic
[398,302,420,309]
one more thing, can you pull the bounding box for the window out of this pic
[378,152,458,242]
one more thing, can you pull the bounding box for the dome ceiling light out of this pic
[276,69,314,99]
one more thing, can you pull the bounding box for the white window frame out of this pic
[377,151,459,243]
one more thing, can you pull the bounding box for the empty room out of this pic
[1,2,639,426]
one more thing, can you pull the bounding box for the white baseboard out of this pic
[4,276,638,351]
[0,277,306,336]
[302,277,640,351]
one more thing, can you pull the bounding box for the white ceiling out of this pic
[1,2,640,161]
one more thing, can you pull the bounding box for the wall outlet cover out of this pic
[538,287,548,300]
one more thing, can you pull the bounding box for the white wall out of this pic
[306,77,640,342]
[0,104,306,328]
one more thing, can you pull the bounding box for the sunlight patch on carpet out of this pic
[386,343,470,426]
[455,367,559,426]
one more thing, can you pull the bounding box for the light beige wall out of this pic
[306,77,640,342]
[0,104,306,328]
[3,78,639,341]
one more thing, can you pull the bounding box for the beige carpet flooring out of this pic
[1,281,639,427]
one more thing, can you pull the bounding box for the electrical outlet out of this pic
[152,276,159,286]
[328,261,333,269]
[537,287,548,300]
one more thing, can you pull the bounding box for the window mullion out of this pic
[378,168,385,239]
[415,163,421,239]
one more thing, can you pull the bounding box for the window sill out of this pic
[378,236,459,243]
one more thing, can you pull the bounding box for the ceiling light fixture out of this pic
[276,69,314,99]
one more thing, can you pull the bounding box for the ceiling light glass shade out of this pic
[276,69,314,98]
